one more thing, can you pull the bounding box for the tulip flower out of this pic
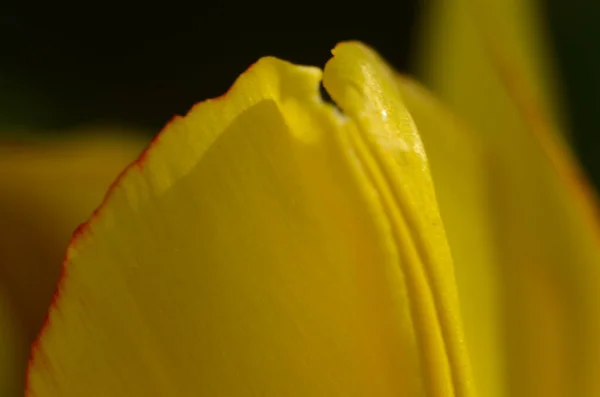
[3,4,599,397]
[20,42,477,396]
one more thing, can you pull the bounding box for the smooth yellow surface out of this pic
[417,1,600,396]
[0,132,144,396]
[27,43,473,396]
[417,0,565,134]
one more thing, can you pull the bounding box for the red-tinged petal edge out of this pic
[23,62,258,395]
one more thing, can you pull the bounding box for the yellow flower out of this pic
[2,4,598,396]
[20,43,475,396]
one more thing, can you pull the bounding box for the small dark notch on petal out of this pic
[319,80,341,112]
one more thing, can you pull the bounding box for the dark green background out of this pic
[1,2,599,188]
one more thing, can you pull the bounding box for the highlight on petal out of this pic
[26,42,473,397]
[324,42,474,397]
[395,75,505,397]
[416,1,600,396]
[0,132,145,397]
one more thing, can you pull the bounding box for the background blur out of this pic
[1,1,599,187]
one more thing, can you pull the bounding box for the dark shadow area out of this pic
[1,1,599,187]
[0,4,419,132]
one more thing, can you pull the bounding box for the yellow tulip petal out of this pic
[416,0,565,135]
[417,1,600,396]
[27,43,472,397]
[323,42,474,397]
[395,76,505,397]
[0,133,145,396]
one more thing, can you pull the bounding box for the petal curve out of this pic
[26,48,467,397]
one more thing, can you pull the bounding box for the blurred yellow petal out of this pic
[416,0,565,135]
[395,75,504,397]
[0,132,145,396]
[27,42,473,397]
[417,1,600,396]
[0,289,23,397]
